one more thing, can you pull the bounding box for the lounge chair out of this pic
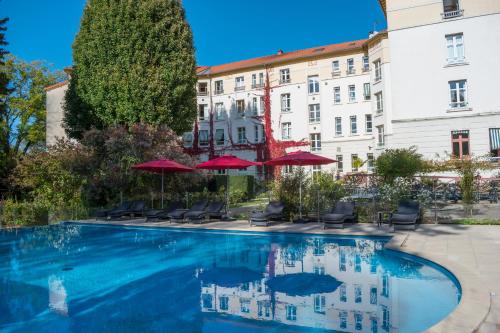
[389,200,420,230]
[184,201,225,223]
[94,201,132,219]
[108,200,146,219]
[145,202,183,221]
[322,201,357,229]
[250,201,285,227]
[168,200,208,223]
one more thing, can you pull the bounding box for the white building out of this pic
[45,0,500,175]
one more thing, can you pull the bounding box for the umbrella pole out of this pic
[299,173,302,220]
[161,169,164,209]
[226,171,229,215]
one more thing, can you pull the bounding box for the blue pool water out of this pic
[0,223,461,333]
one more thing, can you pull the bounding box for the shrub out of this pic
[1,199,48,226]
[375,147,428,183]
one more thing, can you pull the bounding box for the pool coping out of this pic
[64,219,491,332]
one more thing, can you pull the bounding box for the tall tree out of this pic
[0,17,11,191]
[0,56,63,191]
[64,0,198,139]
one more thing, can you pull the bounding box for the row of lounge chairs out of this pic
[95,199,421,230]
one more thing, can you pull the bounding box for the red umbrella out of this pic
[196,155,260,219]
[264,150,337,222]
[132,159,194,208]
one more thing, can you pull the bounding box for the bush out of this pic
[305,172,346,215]
[270,168,309,220]
[1,199,48,226]
[375,147,428,183]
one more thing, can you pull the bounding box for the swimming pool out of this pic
[0,223,461,333]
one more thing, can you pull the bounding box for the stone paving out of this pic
[77,219,500,333]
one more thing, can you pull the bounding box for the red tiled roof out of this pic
[199,39,368,76]
[44,81,68,92]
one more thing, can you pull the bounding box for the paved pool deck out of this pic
[77,219,500,333]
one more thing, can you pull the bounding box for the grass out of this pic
[453,218,500,225]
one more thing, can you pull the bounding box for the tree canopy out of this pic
[64,0,198,139]
[375,147,428,183]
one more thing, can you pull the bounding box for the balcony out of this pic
[251,83,265,89]
[234,86,246,92]
[346,69,356,75]
[214,89,224,95]
[442,9,464,19]
[197,90,208,96]
[362,66,370,73]
[279,78,291,84]
[332,71,341,78]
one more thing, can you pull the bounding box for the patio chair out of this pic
[145,202,183,221]
[249,201,285,227]
[94,201,132,219]
[322,201,357,229]
[184,201,225,224]
[108,200,146,219]
[168,200,208,223]
[389,200,421,230]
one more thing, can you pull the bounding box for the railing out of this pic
[346,69,356,75]
[251,83,265,89]
[442,9,464,19]
[214,89,224,95]
[377,142,385,148]
[332,71,341,78]
[234,86,245,92]
[280,78,291,84]
[362,66,370,73]
[197,91,208,96]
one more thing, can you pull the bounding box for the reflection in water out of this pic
[0,224,460,333]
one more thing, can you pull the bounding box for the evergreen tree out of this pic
[64,0,197,139]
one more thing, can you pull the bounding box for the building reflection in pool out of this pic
[198,237,397,332]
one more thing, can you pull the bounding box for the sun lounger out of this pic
[94,201,132,219]
[389,200,420,230]
[108,200,146,219]
[322,201,357,229]
[168,200,208,223]
[184,201,225,223]
[145,202,183,221]
[250,201,285,227]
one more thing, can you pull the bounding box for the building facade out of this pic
[45,0,500,176]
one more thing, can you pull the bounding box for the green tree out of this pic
[64,0,197,139]
[375,147,428,183]
[0,56,63,192]
[0,17,11,192]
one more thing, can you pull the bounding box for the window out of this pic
[252,74,257,88]
[313,238,324,256]
[489,128,500,158]
[442,0,462,18]
[215,129,225,146]
[347,58,355,74]
[339,250,346,271]
[309,104,320,123]
[375,92,384,113]
[215,80,224,94]
[452,130,470,158]
[282,122,291,140]
[260,96,265,114]
[240,299,250,313]
[281,93,291,112]
[199,130,209,147]
[449,80,467,108]
[365,114,373,133]
[336,155,343,172]
[198,104,208,121]
[350,116,357,135]
[364,83,371,100]
[446,33,464,63]
[348,85,356,102]
[252,97,259,115]
[236,99,245,116]
[280,68,290,83]
[314,295,326,313]
[339,284,347,302]
[259,72,264,86]
[286,304,297,321]
[363,56,370,71]
[202,294,213,309]
[237,127,246,144]
[377,125,385,147]
[183,132,193,148]
[334,86,341,104]
[355,312,363,331]
[374,59,382,82]
[339,311,348,330]
[352,154,359,172]
[382,306,390,331]
[371,317,378,333]
[198,82,208,95]
[335,117,342,136]
[355,254,361,272]
[332,60,340,73]
[219,296,229,310]
[370,287,378,305]
[367,153,374,171]
[382,274,389,297]
[254,124,260,143]
[235,76,245,91]
[283,165,294,174]
[308,75,320,94]
[310,133,321,151]
[215,103,225,120]
[312,165,322,179]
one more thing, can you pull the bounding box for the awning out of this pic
[490,128,500,150]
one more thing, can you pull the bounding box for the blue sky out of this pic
[0,0,386,71]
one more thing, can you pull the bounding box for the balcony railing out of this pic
[346,69,356,75]
[332,71,341,78]
[280,78,291,84]
[442,9,464,19]
[214,89,224,95]
[234,86,245,92]
[197,91,208,96]
[251,83,265,89]
[362,66,370,73]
